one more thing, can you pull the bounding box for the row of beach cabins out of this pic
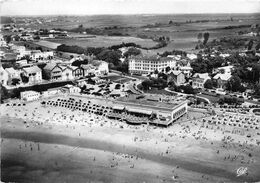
[42,98,158,126]
[203,114,259,130]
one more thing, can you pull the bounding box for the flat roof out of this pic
[116,95,186,111]
[68,94,187,113]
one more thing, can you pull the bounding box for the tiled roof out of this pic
[5,67,17,74]
[23,66,41,73]
[193,73,210,80]
[44,63,58,71]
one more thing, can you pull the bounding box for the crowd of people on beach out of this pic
[1,96,260,182]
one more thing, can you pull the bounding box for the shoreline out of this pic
[1,115,260,182]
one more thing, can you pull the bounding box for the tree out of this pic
[204,79,213,89]
[247,39,254,50]
[165,66,171,73]
[154,69,159,74]
[254,83,260,96]
[180,84,196,94]
[11,78,20,85]
[34,35,40,40]
[141,80,153,90]
[203,32,210,45]
[226,75,245,92]
[20,73,29,83]
[4,35,12,43]
[123,47,141,58]
[197,33,203,42]
[97,49,122,66]
[115,84,121,89]
[158,72,167,80]
[21,55,31,61]
[255,42,260,50]
[0,84,10,102]
[71,60,88,67]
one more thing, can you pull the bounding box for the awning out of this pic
[126,107,153,115]
[112,105,125,110]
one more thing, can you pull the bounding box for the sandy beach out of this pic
[1,96,260,183]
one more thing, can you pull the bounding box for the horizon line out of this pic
[1,12,260,17]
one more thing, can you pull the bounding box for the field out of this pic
[47,34,157,48]
[9,13,259,52]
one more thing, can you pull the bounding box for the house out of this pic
[179,62,193,78]
[213,65,234,74]
[20,90,41,101]
[186,53,197,60]
[67,66,84,79]
[5,67,21,85]
[22,66,42,84]
[213,73,232,89]
[91,60,109,75]
[42,87,61,98]
[43,63,75,81]
[16,50,31,60]
[0,34,7,47]
[30,50,54,61]
[167,71,185,86]
[60,65,74,81]
[61,84,81,93]
[0,65,8,86]
[192,73,211,88]
[10,45,26,53]
[81,64,96,77]
[43,63,63,80]
[16,59,28,67]
[219,53,230,58]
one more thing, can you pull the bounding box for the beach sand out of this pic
[1,97,260,182]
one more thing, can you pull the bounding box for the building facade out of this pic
[192,73,211,88]
[22,66,42,84]
[20,90,41,101]
[129,55,177,75]
[213,73,232,89]
[167,71,186,86]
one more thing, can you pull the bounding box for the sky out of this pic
[0,0,260,16]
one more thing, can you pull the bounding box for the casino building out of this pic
[44,94,188,127]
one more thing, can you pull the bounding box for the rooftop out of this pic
[213,73,232,81]
[44,63,58,71]
[23,66,41,73]
[5,67,17,74]
[130,55,173,62]
[116,94,186,112]
[193,73,210,80]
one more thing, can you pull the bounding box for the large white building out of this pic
[129,55,177,75]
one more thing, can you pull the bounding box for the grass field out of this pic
[8,13,260,52]
[47,35,157,48]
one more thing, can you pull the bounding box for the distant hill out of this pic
[0,16,13,24]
